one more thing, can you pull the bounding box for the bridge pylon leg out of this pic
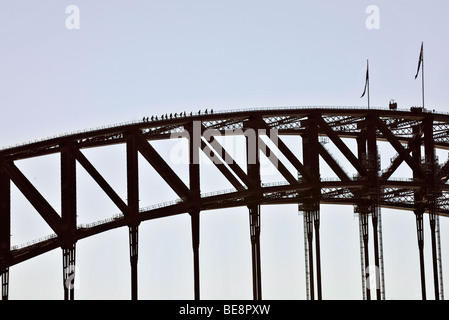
[186,120,201,300]
[360,211,371,300]
[0,166,10,301]
[429,201,440,300]
[411,124,427,300]
[129,224,139,300]
[423,116,443,300]
[249,204,262,300]
[243,116,263,300]
[304,209,314,300]
[414,208,426,300]
[301,113,321,300]
[62,243,76,300]
[1,268,8,300]
[190,210,200,300]
[313,208,322,300]
[371,204,382,300]
[303,200,321,300]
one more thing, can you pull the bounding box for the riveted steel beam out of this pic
[185,121,201,300]
[135,131,190,199]
[74,149,128,215]
[244,116,262,300]
[1,160,62,235]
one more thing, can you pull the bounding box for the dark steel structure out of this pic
[1,106,448,300]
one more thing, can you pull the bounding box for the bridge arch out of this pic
[1,106,448,299]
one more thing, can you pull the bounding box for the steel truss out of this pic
[0,107,448,299]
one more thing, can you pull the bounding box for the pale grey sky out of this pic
[1,0,449,299]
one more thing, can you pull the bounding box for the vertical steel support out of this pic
[0,164,10,300]
[423,116,441,300]
[358,215,367,300]
[356,129,372,300]
[412,124,426,300]
[302,113,321,300]
[376,205,386,299]
[129,224,138,300]
[435,208,444,299]
[415,207,426,300]
[61,143,77,300]
[313,206,321,300]
[304,209,314,300]
[302,208,311,300]
[1,268,8,300]
[429,204,439,300]
[190,210,200,300]
[249,204,262,300]
[244,116,262,300]
[357,116,385,300]
[186,121,201,300]
[360,210,371,300]
[126,131,139,300]
[356,133,368,300]
[366,116,382,300]
[62,243,76,300]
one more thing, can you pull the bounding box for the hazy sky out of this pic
[1,0,449,300]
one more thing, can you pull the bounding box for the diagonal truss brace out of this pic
[316,116,368,177]
[134,131,190,199]
[381,131,423,181]
[1,160,62,235]
[74,149,129,215]
[201,124,253,188]
[375,117,427,180]
[255,119,311,182]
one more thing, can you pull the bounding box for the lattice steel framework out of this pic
[1,106,449,300]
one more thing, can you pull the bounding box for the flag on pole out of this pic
[361,60,369,98]
[415,41,425,108]
[415,42,423,79]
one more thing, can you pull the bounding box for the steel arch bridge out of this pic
[1,106,449,300]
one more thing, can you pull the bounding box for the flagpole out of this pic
[415,41,424,109]
[422,43,424,109]
[367,60,370,109]
[361,59,370,109]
